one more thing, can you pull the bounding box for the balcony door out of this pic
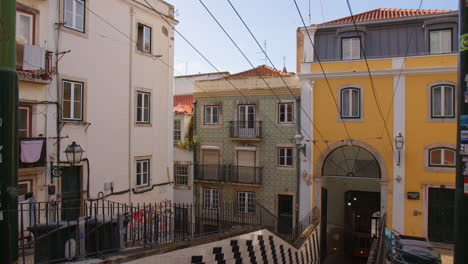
[238,105,256,137]
[236,150,256,183]
[202,150,220,181]
[61,166,82,221]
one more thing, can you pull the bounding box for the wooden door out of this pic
[428,188,454,243]
[61,166,81,220]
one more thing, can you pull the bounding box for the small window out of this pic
[136,159,150,187]
[432,85,454,118]
[137,23,152,53]
[204,105,219,125]
[174,119,181,141]
[64,0,85,32]
[16,10,34,45]
[62,80,83,121]
[136,91,150,123]
[278,147,293,167]
[174,164,189,185]
[278,102,294,124]
[341,88,360,119]
[429,148,455,167]
[430,29,452,54]
[238,191,255,214]
[203,188,219,209]
[18,106,31,138]
[342,37,360,60]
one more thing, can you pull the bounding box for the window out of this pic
[432,85,454,118]
[278,102,294,124]
[137,23,152,53]
[64,0,85,32]
[204,105,219,125]
[203,188,219,209]
[136,159,150,187]
[238,192,255,214]
[342,37,360,60]
[62,80,83,121]
[18,106,31,138]
[174,119,181,141]
[174,164,189,185]
[136,91,150,123]
[278,147,293,167]
[341,88,360,119]
[429,148,455,167]
[430,29,452,54]
[16,10,34,45]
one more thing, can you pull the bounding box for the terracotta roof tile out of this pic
[226,65,294,79]
[320,8,455,25]
[174,95,193,114]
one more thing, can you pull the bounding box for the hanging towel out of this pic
[20,140,44,163]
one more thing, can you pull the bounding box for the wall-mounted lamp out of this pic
[293,132,306,156]
[51,141,85,181]
[395,133,404,166]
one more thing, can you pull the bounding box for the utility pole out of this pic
[455,0,468,263]
[0,0,19,263]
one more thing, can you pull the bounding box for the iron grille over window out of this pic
[175,164,189,185]
[322,145,380,178]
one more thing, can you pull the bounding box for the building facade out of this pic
[297,8,457,258]
[193,65,304,234]
[16,0,178,210]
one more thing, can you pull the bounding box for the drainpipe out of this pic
[192,100,197,204]
[296,97,301,237]
[127,7,135,204]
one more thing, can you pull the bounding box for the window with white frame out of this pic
[203,188,219,209]
[431,85,454,118]
[136,91,150,123]
[341,88,360,119]
[174,164,189,185]
[342,37,360,60]
[16,10,34,45]
[429,148,455,167]
[204,105,219,125]
[278,102,294,124]
[430,29,452,54]
[62,80,83,121]
[174,119,181,141]
[278,147,293,167]
[136,159,150,187]
[64,0,85,32]
[238,191,255,214]
[137,23,152,53]
[18,106,31,138]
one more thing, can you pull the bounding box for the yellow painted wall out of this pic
[311,59,392,73]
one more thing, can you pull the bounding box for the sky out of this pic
[163,0,458,76]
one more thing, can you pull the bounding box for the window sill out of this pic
[135,122,152,127]
[174,185,191,190]
[277,166,295,171]
[424,166,455,173]
[427,117,456,122]
[134,184,152,191]
[62,120,90,126]
[135,49,155,58]
[60,26,88,39]
[338,117,364,122]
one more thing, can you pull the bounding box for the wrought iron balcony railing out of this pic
[194,164,262,185]
[229,121,262,139]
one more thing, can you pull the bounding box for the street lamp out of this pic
[294,132,306,156]
[51,141,85,180]
[395,133,404,166]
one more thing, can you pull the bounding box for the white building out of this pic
[17,0,178,207]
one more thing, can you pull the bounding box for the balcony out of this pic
[229,121,262,139]
[19,138,47,168]
[16,44,53,83]
[194,164,262,185]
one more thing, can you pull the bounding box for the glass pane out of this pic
[342,90,350,117]
[444,86,453,116]
[432,87,442,116]
[351,38,360,59]
[137,93,142,108]
[137,25,144,50]
[75,1,84,31]
[440,30,452,53]
[143,161,148,173]
[444,149,455,165]
[287,103,293,122]
[352,89,359,117]
[64,0,74,27]
[239,106,246,121]
[144,26,151,52]
[430,149,442,165]
[212,107,218,123]
[74,101,81,119]
[17,14,31,44]
[342,38,351,59]
[74,84,82,102]
[279,104,285,122]
[63,82,72,100]
[136,162,141,173]
[430,31,440,54]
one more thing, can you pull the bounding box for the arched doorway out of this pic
[318,144,383,263]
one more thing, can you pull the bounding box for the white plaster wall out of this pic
[46,0,176,204]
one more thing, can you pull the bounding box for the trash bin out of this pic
[85,214,130,256]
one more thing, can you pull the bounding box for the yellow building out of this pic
[297,8,457,259]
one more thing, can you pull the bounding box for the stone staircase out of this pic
[126,227,320,264]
